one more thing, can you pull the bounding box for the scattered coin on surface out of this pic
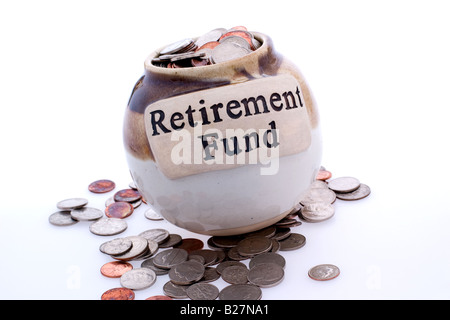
[327,177,361,193]
[247,262,284,288]
[88,179,115,193]
[219,284,262,300]
[70,206,103,221]
[186,282,219,300]
[101,287,135,300]
[308,264,340,281]
[335,183,371,200]
[89,217,128,236]
[48,210,78,226]
[56,198,88,210]
[120,268,157,290]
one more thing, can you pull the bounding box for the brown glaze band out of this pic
[123,32,319,161]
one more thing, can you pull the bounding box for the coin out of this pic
[186,283,219,300]
[174,238,204,253]
[249,252,286,269]
[100,261,133,278]
[120,267,157,290]
[199,267,220,283]
[195,28,225,48]
[168,260,205,285]
[90,218,127,236]
[236,236,272,257]
[101,287,135,300]
[141,257,169,275]
[144,207,163,221]
[70,206,103,221]
[88,179,115,193]
[335,183,371,201]
[56,198,88,210]
[139,228,170,244]
[211,42,252,64]
[189,249,218,266]
[219,30,255,49]
[145,295,173,300]
[316,170,332,181]
[153,248,188,269]
[105,201,134,219]
[163,281,189,299]
[271,228,291,241]
[99,237,133,256]
[105,196,115,207]
[48,210,78,226]
[300,187,336,206]
[300,203,335,223]
[221,265,249,285]
[113,188,142,203]
[327,176,361,193]
[210,235,243,248]
[216,261,247,274]
[112,236,149,261]
[247,262,284,288]
[279,233,306,251]
[218,284,262,300]
[308,264,340,281]
[227,246,248,261]
[159,234,182,248]
[245,225,277,238]
[160,38,194,55]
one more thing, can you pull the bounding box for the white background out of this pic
[1,0,450,300]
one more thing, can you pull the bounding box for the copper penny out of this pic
[316,170,332,181]
[145,295,173,300]
[105,201,134,219]
[100,261,133,278]
[88,179,116,193]
[174,238,204,253]
[101,287,135,300]
[196,41,220,51]
[113,188,142,203]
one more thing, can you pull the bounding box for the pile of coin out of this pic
[151,26,262,68]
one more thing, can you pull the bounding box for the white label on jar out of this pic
[144,74,311,179]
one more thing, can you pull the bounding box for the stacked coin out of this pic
[151,26,262,68]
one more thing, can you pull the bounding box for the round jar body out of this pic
[123,32,322,236]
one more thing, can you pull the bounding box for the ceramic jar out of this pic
[123,31,322,236]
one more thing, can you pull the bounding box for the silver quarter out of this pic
[168,260,205,285]
[112,236,149,261]
[216,260,246,274]
[327,176,361,193]
[221,265,249,285]
[159,38,194,55]
[335,183,371,200]
[139,228,170,244]
[249,252,286,269]
[140,257,169,275]
[56,198,88,210]
[236,236,272,257]
[163,281,189,299]
[99,237,133,256]
[308,264,340,281]
[247,262,284,288]
[195,28,225,48]
[219,284,262,300]
[159,234,182,248]
[153,248,188,269]
[120,267,157,290]
[199,267,220,283]
[48,210,78,226]
[186,282,219,300]
[300,187,336,206]
[144,208,163,221]
[279,233,306,251]
[301,203,335,223]
[211,42,252,64]
[70,206,103,221]
[89,217,127,236]
[189,249,218,266]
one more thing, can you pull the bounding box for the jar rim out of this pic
[143,32,270,77]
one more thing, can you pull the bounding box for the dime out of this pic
[308,264,340,281]
[139,228,170,244]
[327,176,360,193]
[168,260,205,285]
[300,187,336,206]
[247,263,284,288]
[89,217,127,236]
[100,261,133,278]
[279,233,306,251]
[221,265,249,285]
[145,295,173,300]
[144,207,163,221]
[120,268,157,290]
[186,283,219,300]
[112,236,149,261]
[70,206,103,221]
[88,179,115,193]
[218,284,262,300]
[316,170,332,181]
[141,257,169,275]
[99,237,133,256]
[163,281,189,299]
[301,203,335,223]
[48,210,78,226]
[105,201,133,219]
[174,238,204,253]
[101,287,135,300]
[153,248,188,269]
[335,183,371,201]
[56,198,88,210]
[113,188,142,203]
[159,234,182,248]
[249,252,286,269]
[236,236,272,257]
